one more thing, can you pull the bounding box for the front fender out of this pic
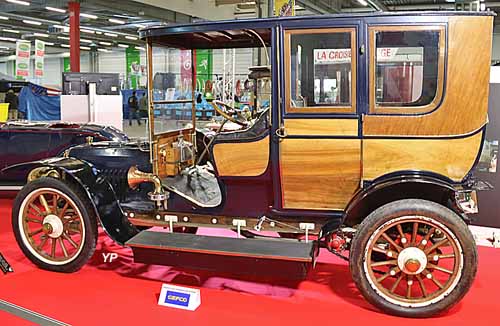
[4,157,139,245]
[343,171,458,227]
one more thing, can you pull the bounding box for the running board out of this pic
[126,231,317,278]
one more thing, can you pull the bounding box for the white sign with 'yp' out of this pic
[157,284,201,311]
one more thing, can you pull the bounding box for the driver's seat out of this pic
[209,107,270,143]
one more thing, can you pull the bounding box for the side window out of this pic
[286,28,356,114]
[370,26,445,114]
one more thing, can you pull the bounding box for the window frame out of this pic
[369,25,446,115]
[284,28,357,114]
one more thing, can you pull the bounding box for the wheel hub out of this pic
[42,214,64,239]
[397,247,427,275]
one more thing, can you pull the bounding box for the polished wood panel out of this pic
[154,129,194,178]
[362,131,483,182]
[284,28,357,114]
[369,25,445,115]
[364,16,493,137]
[285,119,358,136]
[281,139,361,210]
[213,136,270,176]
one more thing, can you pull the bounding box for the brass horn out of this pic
[127,166,164,197]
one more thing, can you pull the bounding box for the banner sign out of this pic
[34,40,45,77]
[158,284,201,311]
[377,47,424,63]
[196,49,212,92]
[314,48,351,65]
[15,41,31,78]
[180,50,192,92]
[275,0,295,16]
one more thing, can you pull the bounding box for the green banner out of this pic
[126,47,141,89]
[196,49,212,92]
[63,57,71,72]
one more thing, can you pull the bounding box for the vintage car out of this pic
[0,121,129,190]
[6,11,493,317]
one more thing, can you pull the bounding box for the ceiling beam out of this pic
[296,0,341,14]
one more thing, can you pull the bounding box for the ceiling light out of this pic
[99,41,112,46]
[0,37,18,42]
[3,29,19,34]
[33,33,49,37]
[57,36,70,40]
[23,19,42,26]
[135,24,146,29]
[118,44,129,48]
[445,0,455,2]
[44,42,54,46]
[53,24,69,32]
[98,48,111,53]
[60,44,70,48]
[104,33,118,37]
[135,46,145,51]
[45,6,65,13]
[6,0,30,6]
[0,46,9,50]
[0,16,9,21]
[95,31,103,35]
[80,13,98,19]
[81,29,95,34]
[62,52,70,57]
[108,18,125,24]
[125,35,138,40]
[80,46,91,50]
[357,0,368,5]
[80,39,93,44]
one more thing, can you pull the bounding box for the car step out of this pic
[126,231,318,278]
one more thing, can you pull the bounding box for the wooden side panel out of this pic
[364,16,493,137]
[281,139,361,210]
[285,119,358,136]
[363,131,483,182]
[213,136,269,177]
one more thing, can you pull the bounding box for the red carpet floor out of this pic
[1,197,499,325]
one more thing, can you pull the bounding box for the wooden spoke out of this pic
[381,232,403,252]
[29,203,43,216]
[427,263,454,275]
[390,274,404,293]
[418,227,436,249]
[38,236,48,250]
[377,270,394,283]
[63,216,80,225]
[406,276,413,299]
[425,238,449,254]
[58,238,68,258]
[39,194,51,213]
[436,254,455,259]
[431,275,444,289]
[62,233,78,248]
[52,194,59,213]
[411,222,418,245]
[416,275,428,298]
[371,245,389,255]
[67,225,81,235]
[50,238,56,258]
[28,228,43,237]
[371,260,397,267]
[396,224,407,247]
[25,217,43,223]
[59,202,69,218]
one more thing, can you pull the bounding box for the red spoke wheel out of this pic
[349,199,477,318]
[12,177,97,273]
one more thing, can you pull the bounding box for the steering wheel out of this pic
[210,100,249,127]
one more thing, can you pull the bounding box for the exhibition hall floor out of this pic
[0,198,499,325]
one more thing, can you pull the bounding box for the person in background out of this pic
[139,93,148,116]
[5,89,18,120]
[128,91,141,126]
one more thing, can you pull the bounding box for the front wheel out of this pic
[349,199,477,318]
[12,177,98,273]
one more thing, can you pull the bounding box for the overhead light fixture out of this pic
[0,37,18,42]
[33,32,49,37]
[60,44,70,48]
[80,39,93,44]
[0,16,9,21]
[118,44,129,48]
[57,36,70,40]
[62,52,70,57]
[104,32,118,37]
[445,0,455,2]
[99,41,112,46]
[95,31,103,35]
[45,6,65,13]
[108,18,125,24]
[357,0,368,6]
[135,24,146,29]
[44,42,54,46]
[81,29,95,34]
[80,46,91,50]
[0,46,9,50]
[98,48,111,53]
[6,0,30,6]
[3,29,20,34]
[53,24,69,32]
[80,13,98,19]
[135,46,145,51]
[23,19,42,26]
[125,35,138,40]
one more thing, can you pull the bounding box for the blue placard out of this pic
[164,290,191,307]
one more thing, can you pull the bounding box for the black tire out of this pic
[349,199,477,318]
[12,177,98,273]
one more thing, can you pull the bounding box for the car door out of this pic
[278,25,362,211]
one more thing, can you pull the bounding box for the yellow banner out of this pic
[275,0,295,16]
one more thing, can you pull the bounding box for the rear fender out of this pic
[3,157,138,245]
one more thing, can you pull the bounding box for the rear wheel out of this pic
[12,177,98,273]
[349,199,477,317]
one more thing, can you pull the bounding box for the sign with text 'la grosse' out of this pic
[313,48,351,65]
[15,41,31,78]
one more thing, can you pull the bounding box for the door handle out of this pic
[275,126,288,139]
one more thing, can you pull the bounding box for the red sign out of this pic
[313,49,351,65]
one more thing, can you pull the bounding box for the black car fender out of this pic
[342,171,459,227]
[2,157,139,245]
